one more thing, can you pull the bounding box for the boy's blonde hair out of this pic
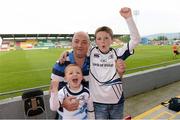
[64,64,82,75]
[95,26,113,39]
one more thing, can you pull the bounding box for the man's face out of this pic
[72,32,90,58]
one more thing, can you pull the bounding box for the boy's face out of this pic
[95,31,113,53]
[65,66,83,90]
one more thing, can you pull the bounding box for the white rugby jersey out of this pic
[50,85,94,119]
[89,46,132,104]
[89,17,140,104]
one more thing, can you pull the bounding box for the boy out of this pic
[50,64,94,119]
[89,7,140,119]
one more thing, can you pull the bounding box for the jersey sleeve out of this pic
[116,43,134,60]
[51,62,66,82]
[58,88,66,104]
[126,17,140,52]
[49,92,60,111]
[115,17,140,60]
[49,88,65,111]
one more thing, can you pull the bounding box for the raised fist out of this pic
[120,7,132,19]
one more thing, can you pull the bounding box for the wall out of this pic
[0,63,180,119]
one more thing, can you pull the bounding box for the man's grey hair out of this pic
[72,31,90,43]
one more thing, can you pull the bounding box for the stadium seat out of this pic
[22,89,46,118]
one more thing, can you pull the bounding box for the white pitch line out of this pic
[1,68,51,74]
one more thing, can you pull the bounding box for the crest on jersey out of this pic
[108,54,113,59]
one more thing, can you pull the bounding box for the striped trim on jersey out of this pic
[64,85,90,96]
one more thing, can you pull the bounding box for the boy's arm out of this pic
[120,7,140,52]
[87,94,95,119]
[49,79,60,111]
[50,92,60,111]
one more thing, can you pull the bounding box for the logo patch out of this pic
[94,53,100,58]
[108,54,113,59]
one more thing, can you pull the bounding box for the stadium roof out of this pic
[0,34,125,39]
[0,34,126,40]
[0,34,82,39]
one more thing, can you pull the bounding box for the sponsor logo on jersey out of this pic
[100,59,107,62]
[94,53,100,58]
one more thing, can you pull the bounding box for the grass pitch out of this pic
[0,45,180,93]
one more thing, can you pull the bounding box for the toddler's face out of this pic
[65,66,83,89]
[95,31,113,53]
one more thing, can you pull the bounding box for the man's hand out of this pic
[120,7,132,19]
[115,59,126,78]
[50,79,59,93]
[62,96,79,111]
[58,51,69,64]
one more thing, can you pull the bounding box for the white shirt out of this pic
[89,17,140,104]
[50,85,94,119]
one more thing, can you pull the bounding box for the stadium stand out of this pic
[0,40,10,51]
[0,34,126,51]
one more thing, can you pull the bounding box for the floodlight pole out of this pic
[133,10,140,25]
[0,36,2,47]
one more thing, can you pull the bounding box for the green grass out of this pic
[0,45,180,94]
[125,45,179,67]
[124,45,180,73]
[0,48,66,93]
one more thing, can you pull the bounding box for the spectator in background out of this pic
[172,43,179,58]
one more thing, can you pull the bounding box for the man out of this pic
[172,43,179,57]
[50,31,126,118]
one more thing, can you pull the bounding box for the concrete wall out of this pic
[123,63,180,98]
[0,92,56,119]
[0,63,180,119]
